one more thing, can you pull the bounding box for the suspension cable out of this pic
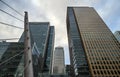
[0,21,24,29]
[0,8,24,22]
[0,50,23,66]
[0,0,24,17]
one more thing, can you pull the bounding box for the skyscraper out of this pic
[0,22,55,77]
[52,47,65,75]
[0,42,24,77]
[44,26,55,74]
[20,22,55,76]
[67,7,120,77]
[114,31,120,43]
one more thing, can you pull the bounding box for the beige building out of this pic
[67,7,120,77]
[52,47,65,75]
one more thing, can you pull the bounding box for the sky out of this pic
[0,0,120,64]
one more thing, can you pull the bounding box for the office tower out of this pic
[52,47,65,75]
[44,26,55,74]
[20,22,55,76]
[67,7,91,77]
[67,7,120,77]
[20,22,50,55]
[114,31,120,43]
[0,22,55,77]
[19,22,50,77]
[0,42,24,77]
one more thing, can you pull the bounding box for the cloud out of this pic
[68,0,102,7]
[0,0,70,64]
[0,25,23,42]
[0,0,120,64]
[34,0,70,64]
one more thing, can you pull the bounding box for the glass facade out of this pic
[32,43,41,77]
[18,22,49,77]
[0,42,24,77]
[67,7,91,77]
[19,22,55,77]
[29,22,51,76]
[44,26,55,74]
[67,7,120,77]
[0,22,55,77]
[65,65,71,77]
[19,22,50,56]
[114,31,120,43]
[29,22,50,56]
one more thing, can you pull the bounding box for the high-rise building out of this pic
[44,26,55,74]
[67,7,120,77]
[0,22,55,77]
[19,22,50,55]
[52,47,65,75]
[20,22,55,76]
[114,31,120,43]
[0,42,24,77]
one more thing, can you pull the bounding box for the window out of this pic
[97,71,100,74]
[100,71,103,74]
[114,71,117,74]
[94,71,96,74]
[102,66,104,69]
[104,71,106,74]
[99,66,101,69]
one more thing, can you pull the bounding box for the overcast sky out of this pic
[0,0,120,64]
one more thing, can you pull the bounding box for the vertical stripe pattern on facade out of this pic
[73,7,120,77]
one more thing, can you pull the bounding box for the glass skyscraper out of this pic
[0,22,55,77]
[67,7,91,77]
[20,22,55,76]
[114,31,120,43]
[44,26,55,74]
[0,42,24,77]
[67,7,120,77]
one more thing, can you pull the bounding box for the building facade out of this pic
[0,42,24,77]
[65,65,71,77]
[20,22,55,76]
[67,7,120,77]
[114,31,120,43]
[0,22,55,77]
[67,7,91,77]
[44,26,55,74]
[52,47,65,75]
